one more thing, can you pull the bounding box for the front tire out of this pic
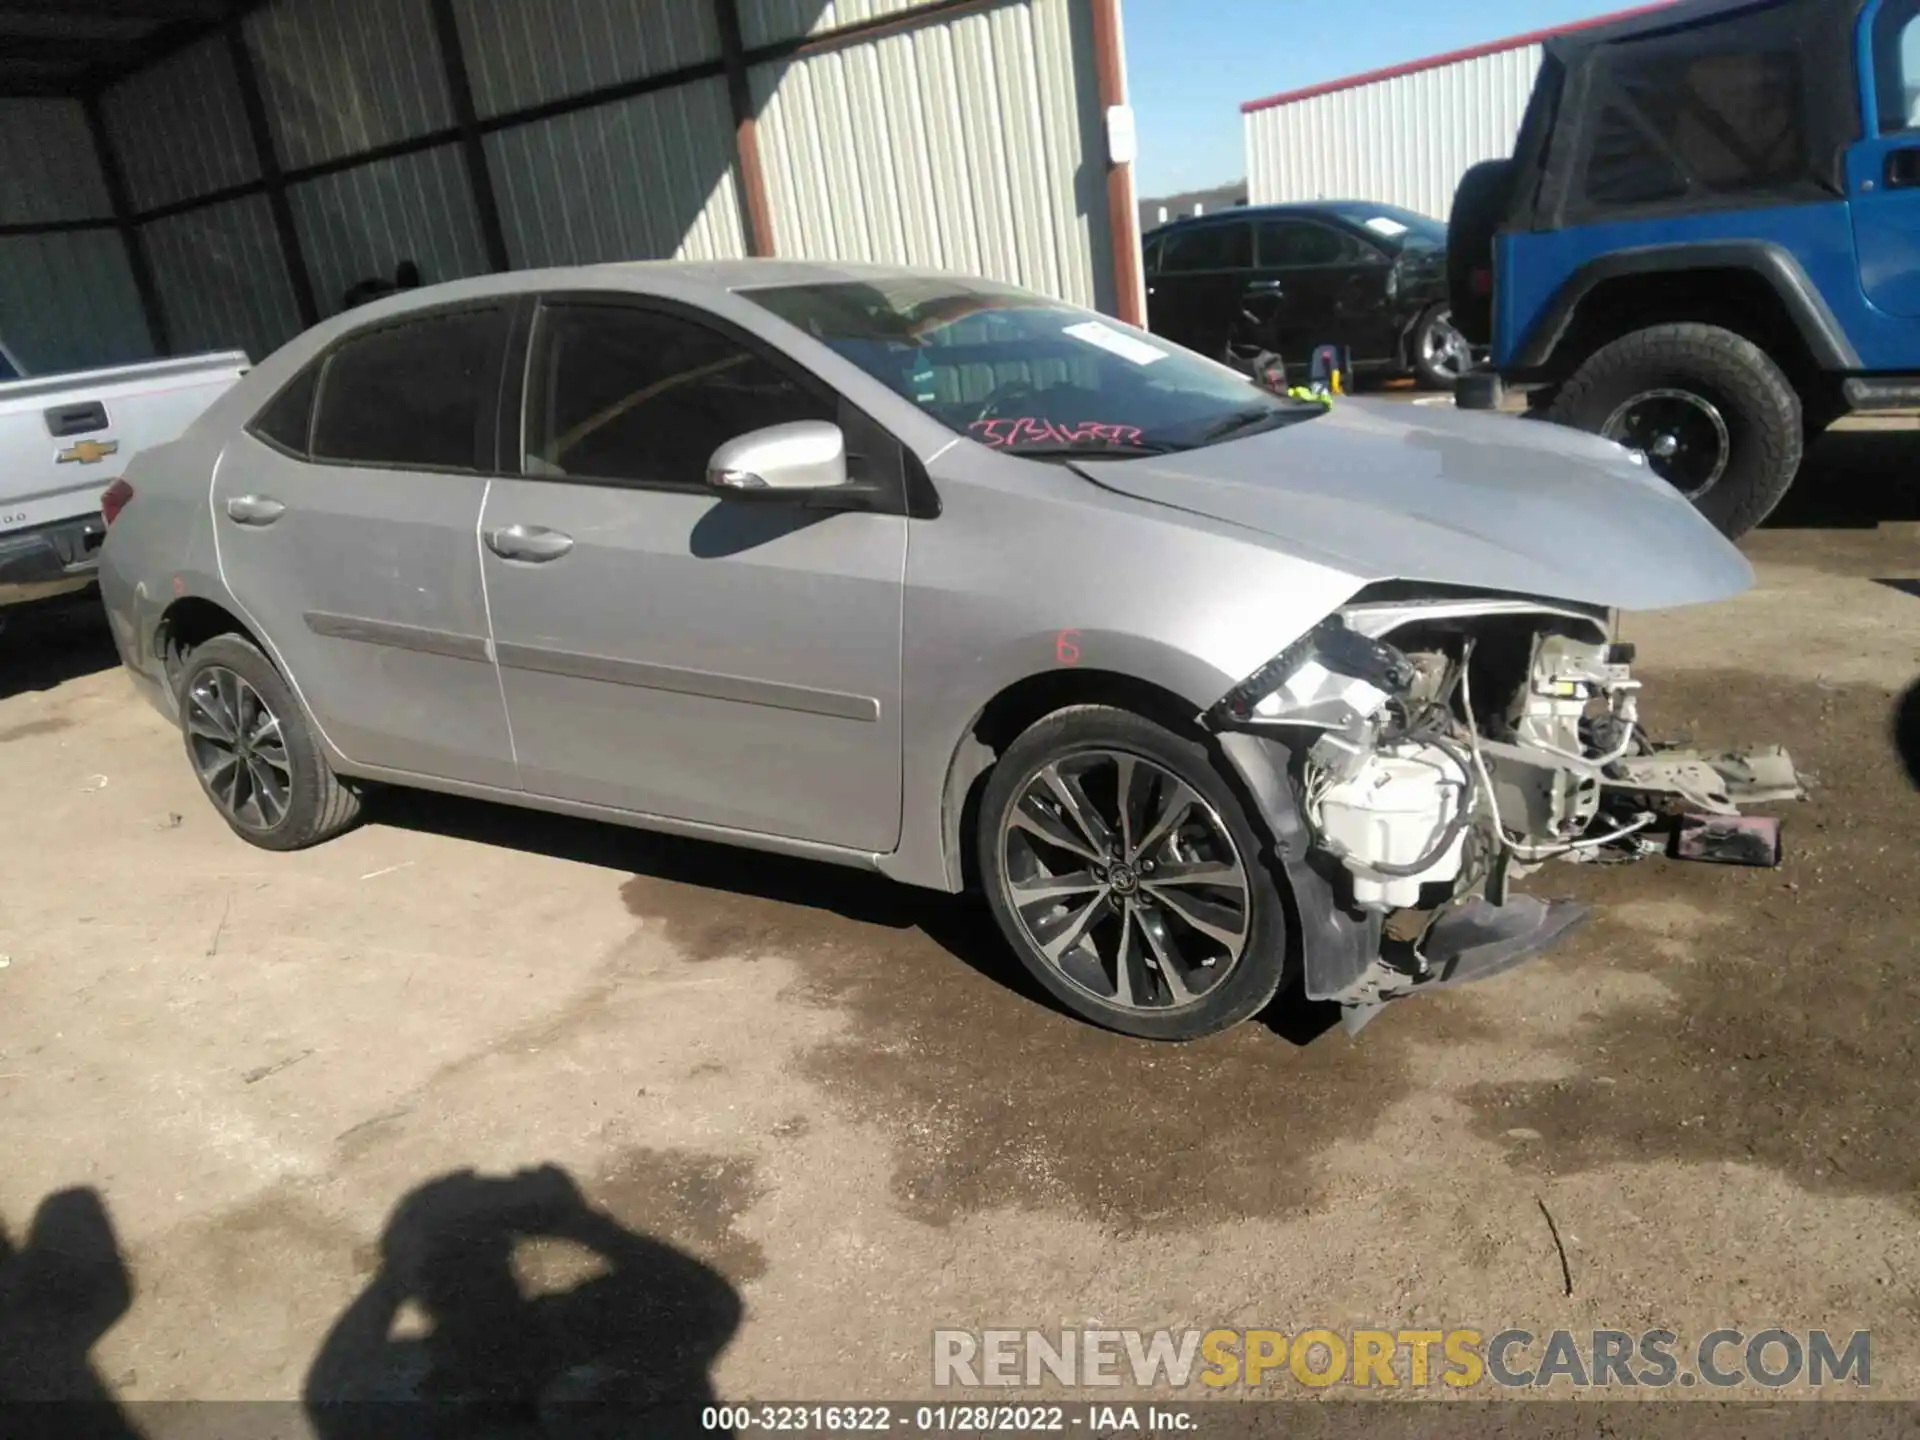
[177,634,361,850]
[1546,323,1803,538]
[977,706,1291,1041]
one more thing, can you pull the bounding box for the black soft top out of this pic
[1506,0,1869,232]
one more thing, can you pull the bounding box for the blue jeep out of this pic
[1449,0,1920,537]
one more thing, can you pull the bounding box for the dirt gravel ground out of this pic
[0,419,1916,1424]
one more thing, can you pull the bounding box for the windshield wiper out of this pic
[1193,405,1319,445]
[1003,441,1178,459]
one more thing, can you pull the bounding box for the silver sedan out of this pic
[99,260,1761,1040]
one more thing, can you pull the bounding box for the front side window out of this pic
[747,276,1323,460]
[1318,203,1447,251]
[523,303,832,487]
[1158,222,1253,273]
[311,308,504,471]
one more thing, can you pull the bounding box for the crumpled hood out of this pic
[1073,399,1754,611]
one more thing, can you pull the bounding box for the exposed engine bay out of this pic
[1209,590,1803,1026]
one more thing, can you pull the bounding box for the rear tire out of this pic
[176,634,361,850]
[1411,304,1470,389]
[1545,322,1802,539]
[977,706,1290,1041]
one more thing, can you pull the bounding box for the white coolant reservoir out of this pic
[1314,744,1470,911]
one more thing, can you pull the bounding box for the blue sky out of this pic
[1126,0,1633,196]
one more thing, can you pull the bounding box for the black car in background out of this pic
[1142,202,1469,388]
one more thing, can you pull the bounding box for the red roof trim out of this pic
[1239,2,1677,114]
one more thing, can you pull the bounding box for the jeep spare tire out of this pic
[1545,323,1803,539]
[1446,159,1514,348]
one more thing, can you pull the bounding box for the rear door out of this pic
[212,304,516,787]
[1250,218,1399,364]
[478,296,907,850]
[1852,0,1920,315]
[1145,219,1254,358]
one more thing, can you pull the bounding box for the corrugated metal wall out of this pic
[0,97,150,374]
[96,31,300,365]
[246,0,454,169]
[143,196,303,362]
[2,0,1120,374]
[748,0,1114,312]
[453,0,720,117]
[1243,44,1542,222]
[101,35,258,214]
[290,144,490,317]
[0,99,112,225]
[486,82,746,268]
[741,0,928,49]
[0,232,151,375]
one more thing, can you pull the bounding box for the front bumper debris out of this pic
[1335,895,1591,1034]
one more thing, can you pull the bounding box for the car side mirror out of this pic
[706,421,850,500]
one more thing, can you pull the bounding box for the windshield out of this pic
[745,277,1322,458]
[1322,203,1447,251]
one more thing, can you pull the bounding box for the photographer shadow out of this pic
[0,1187,140,1439]
[305,1165,740,1439]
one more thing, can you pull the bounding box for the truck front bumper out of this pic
[0,512,106,607]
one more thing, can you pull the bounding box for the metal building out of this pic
[0,0,1144,378]
[1241,3,1668,222]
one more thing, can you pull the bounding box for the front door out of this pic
[1250,218,1399,366]
[478,297,907,851]
[212,304,516,788]
[1852,0,1920,316]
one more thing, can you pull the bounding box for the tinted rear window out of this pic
[249,364,318,455]
[1159,223,1252,273]
[311,308,504,470]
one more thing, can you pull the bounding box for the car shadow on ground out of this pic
[1764,426,1920,528]
[370,788,1340,1047]
[0,594,119,702]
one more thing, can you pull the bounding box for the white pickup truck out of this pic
[1,349,248,611]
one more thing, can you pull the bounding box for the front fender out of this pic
[1509,238,1859,372]
[1216,731,1381,1001]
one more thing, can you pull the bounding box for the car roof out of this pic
[318,258,978,333]
[1141,201,1379,240]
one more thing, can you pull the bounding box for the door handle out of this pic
[225,494,286,525]
[485,524,574,562]
[1244,279,1285,293]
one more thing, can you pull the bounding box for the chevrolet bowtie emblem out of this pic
[57,439,119,465]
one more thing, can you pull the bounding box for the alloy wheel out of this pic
[1421,308,1473,380]
[185,665,293,831]
[998,749,1251,1012]
[1602,388,1731,500]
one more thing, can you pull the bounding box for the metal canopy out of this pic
[0,0,239,98]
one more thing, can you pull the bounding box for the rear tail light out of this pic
[101,478,135,526]
[1470,266,1493,298]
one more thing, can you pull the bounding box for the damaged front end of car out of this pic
[1206,586,1803,1032]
